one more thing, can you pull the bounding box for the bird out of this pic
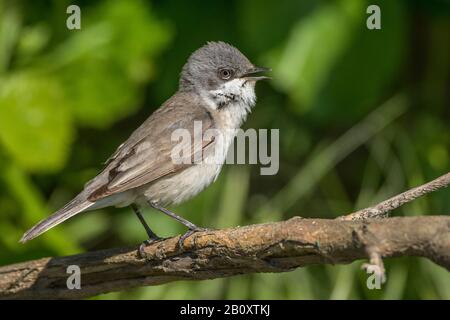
[20,41,270,249]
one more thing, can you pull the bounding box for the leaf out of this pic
[267,0,364,111]
[0,72,73,172]
[0,2,21,73]
[59,60,141,128]
[51,0,172,128]
[314,0,408,123]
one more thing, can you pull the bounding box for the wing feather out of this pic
[88,93,215,202]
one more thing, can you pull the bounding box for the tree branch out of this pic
[340,172,450,220]
[1,172,449,299]
[0,216,449,299]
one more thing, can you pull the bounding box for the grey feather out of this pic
[20,194,93,243]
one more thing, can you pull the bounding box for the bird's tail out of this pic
[20,196,94,243]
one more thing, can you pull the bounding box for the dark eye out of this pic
[218,68,234,80]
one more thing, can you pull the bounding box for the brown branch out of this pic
[340,172,450,220]
[1,172,449,299]
[0,216,449,299]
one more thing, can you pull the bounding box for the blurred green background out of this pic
[0,0,449,299]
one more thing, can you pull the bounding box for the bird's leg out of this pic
[131,204,161,258]
[149,202,198,229]
[132,204,160,240]
[148,201,208,248]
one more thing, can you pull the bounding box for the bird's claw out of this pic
[178,227,209,249]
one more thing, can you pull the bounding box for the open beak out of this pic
[241,66,271,81]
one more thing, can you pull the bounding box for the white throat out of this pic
[200,78,257,129]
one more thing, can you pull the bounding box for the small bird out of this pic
[20,41,270,248]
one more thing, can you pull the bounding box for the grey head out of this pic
[179,41,270,95]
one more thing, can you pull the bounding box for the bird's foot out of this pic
[138,236,162,259]
[178,227,210,249]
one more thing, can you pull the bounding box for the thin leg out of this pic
[148,201,208,247]
[131,204,160,241]
[148,201,199,230]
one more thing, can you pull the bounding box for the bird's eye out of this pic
[218,68,234,80]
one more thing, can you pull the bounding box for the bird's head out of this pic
[179,41,270,109]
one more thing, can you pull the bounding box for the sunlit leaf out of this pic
[314,0,407,123]
[0,73,73,172]
[53,0,172,128]
[267,0,364,110]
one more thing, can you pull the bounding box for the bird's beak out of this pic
[241,66,271,81]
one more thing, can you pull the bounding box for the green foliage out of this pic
[0,72,72,171]
[0,0,171,262]
[0,0,449,299]
[55,0,172,128]
[269,0,364,110]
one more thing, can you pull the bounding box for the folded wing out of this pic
[88,94,215,201]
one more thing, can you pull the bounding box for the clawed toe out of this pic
[138,226,211,257]
[178,227,209,249]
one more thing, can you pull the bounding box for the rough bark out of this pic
[0,216,449,299]
[1,172,449,299]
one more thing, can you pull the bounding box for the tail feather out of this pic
[20,199,94,243]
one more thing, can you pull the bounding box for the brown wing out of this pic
[88,93,215,202]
